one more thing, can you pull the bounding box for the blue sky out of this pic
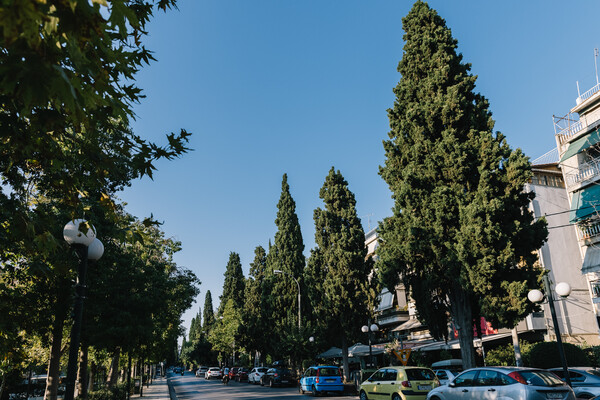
[119,0,600,336]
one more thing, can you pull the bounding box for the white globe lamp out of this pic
[63,219,96,246]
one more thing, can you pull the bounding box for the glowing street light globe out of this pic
[527,289,544,304]
[88,238,104,260]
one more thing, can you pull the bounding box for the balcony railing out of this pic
[565,156,600,188]
[580,82,600,102]
[577,219,600,242]
[554,114,588,153]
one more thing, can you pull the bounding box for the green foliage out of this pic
[583,345,600,367]
[528,342,588,368]
[270,174,305,332]
[484,340,533,367]
[203,291,216,331]
[208,299,241,357]
[307,167,376,378]
[88,382,129,400]
[377,0,546,368]
[219,252,245,312]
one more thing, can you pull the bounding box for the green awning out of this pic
[559,128,600,163]
[569,184,600,223]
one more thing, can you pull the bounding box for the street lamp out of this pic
[63,219,103,400]
[273,269,301,330]
[361,321,379,368]
[528,275,572,387]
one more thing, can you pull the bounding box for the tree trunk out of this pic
[512,328,523,367]
[449,285,476,369]
[126,355,132,400]
[341,336,350,383]
[138,357,143,397]
[107,349,121,387]
[1,371,8,400]
[77,343,89,400]
[88,361,96,394]
[44,281,70,400]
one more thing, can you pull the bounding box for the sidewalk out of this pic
[131,376,174,400]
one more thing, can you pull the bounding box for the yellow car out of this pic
[359,366,439,400]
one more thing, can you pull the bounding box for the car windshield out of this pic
[587,370,600,377]
[406,368,436,381]
[319,368,339,376]
[520,371,565,386]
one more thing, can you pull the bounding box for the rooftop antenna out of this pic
[362,213,374,231]
[595,48,599,85]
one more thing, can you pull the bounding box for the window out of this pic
[383,369,398,381]
[406,368,435,381]
[370,370,386,381]
[475,370,502,386]
[453,370,477,387]
[318,368,339,377]
[435,371,448,380]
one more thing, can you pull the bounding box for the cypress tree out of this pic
[203,291,215,331]
[378,1,547,368]
[309,167,375,381]
[219,252,245,313]
[271,174,305,330]
[241,246,268,363]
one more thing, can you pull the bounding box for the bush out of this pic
[528,342,588,368]
[485,341,533,366]
[583,345,600,367]
[88,383,129,400]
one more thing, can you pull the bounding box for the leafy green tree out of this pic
[270,174,305,339]
[219,252,245,313]
[208,300,241,366]
[308,167,375,380]
[377,1,547,368]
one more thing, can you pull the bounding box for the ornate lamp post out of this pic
[63,219,103,400]
[361,322,379,368]
[273,269,301,330]
[528,276,572,387]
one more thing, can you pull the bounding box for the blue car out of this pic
[299,365,344,396]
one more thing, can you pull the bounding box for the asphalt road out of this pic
[170,372,359,400]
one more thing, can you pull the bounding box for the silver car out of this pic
[427,367,575,400]
[548,367,600,399]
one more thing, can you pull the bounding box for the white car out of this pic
[205,367,222,380]
[248,367,269,384]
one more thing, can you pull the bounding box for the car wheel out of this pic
[359,390,368,400]
[260,378,264,386]
[269,379,274,388]
[311,385,318,397]
[299,384,304,394]
[578,395,594,399]
[392,394,401,400]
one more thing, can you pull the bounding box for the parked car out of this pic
[205,367,222,380]
[248,367,269,384]
[427,367,575,400]
[196,366,209,378]
[261,367,296,387]
[237,368,249,382]
[548,367,600,399]
[299,365,344,396]
[433,369,460,386]
[432,359,462,386]
[360,366,438,400]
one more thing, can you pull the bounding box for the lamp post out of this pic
[361,321,379,368]
[63,220,103,400]
[528,275,572,387]
[273,269,301,330]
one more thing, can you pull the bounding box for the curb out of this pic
[167,377,177,400]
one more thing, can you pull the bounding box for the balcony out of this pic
[554,83,600,153]
[576,218,600,243]
[564,155,600,189]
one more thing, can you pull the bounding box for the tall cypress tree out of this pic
[271,174,305,331]
[203,291,215,331]
[309,167,375,381]
[219,252,245,313]
[378,1,547,368]
[241,246,268,363]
